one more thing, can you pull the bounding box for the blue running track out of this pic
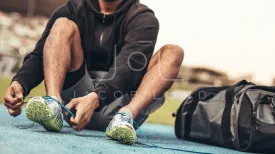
[0,105,252,154]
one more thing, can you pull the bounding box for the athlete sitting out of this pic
[4,0,184,144]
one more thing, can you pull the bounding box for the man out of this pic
[4,0,184,144]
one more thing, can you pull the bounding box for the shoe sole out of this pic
[107,125,136,145]
[26,97,51,123]
[26,97,62,132]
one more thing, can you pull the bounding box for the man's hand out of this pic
[4,81,24,117]
[66,92,100,131]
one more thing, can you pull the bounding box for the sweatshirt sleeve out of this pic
[93,12,159,108]
[12,3,74,96]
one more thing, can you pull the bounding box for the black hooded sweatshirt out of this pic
[12,0,159,110]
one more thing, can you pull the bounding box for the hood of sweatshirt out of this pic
[82,0,137,68]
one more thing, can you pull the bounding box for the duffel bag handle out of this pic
[233,80,254,87]
[262,95,275,112]
[270,97,275,110]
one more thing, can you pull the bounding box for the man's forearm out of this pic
[12,54,44,96]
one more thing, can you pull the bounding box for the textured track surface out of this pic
[0,105,250,154]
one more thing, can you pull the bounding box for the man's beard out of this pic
[104,0,120,2]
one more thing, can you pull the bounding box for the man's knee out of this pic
[50,17,78,39]
[161,44,184,65]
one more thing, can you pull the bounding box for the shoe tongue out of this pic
[119,108,133,119]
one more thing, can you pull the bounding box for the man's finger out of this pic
[74,110,84,125]
[10,88,24,109]
[70,112,85,131]
[4,93,14,103]
[72,125,78,131]
[13,101,24,109]
[78,119,90,131]
[4,94,18,106]
[8,108,21,117]
[66,99,78,110]
[76,114,91,131]
[74,119,88,131]
[70,117,77,126]
[65,99,78,116]
[14,88,23,99]
[13,87,23,103]
[4,102,20,110]
[4,102,13,109]
[70,117,80,131]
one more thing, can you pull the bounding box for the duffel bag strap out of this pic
[184,96,199,139]
[221,80,254,148]
[221,86,235,148]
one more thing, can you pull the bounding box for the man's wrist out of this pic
[88,92,100,110]
[12,81,24,93]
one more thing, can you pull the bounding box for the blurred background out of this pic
[1,0,275,125]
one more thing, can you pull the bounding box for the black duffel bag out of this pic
[174,80,275,153]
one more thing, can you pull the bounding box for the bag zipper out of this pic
[252,110,260,131]
[235,85,275,104]
[103,14,106,23]
[251,94,275,131]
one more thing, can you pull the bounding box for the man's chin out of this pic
[104,0,120,3]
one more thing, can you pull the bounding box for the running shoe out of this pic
[106,109,136,144]
[26,96,63,132]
